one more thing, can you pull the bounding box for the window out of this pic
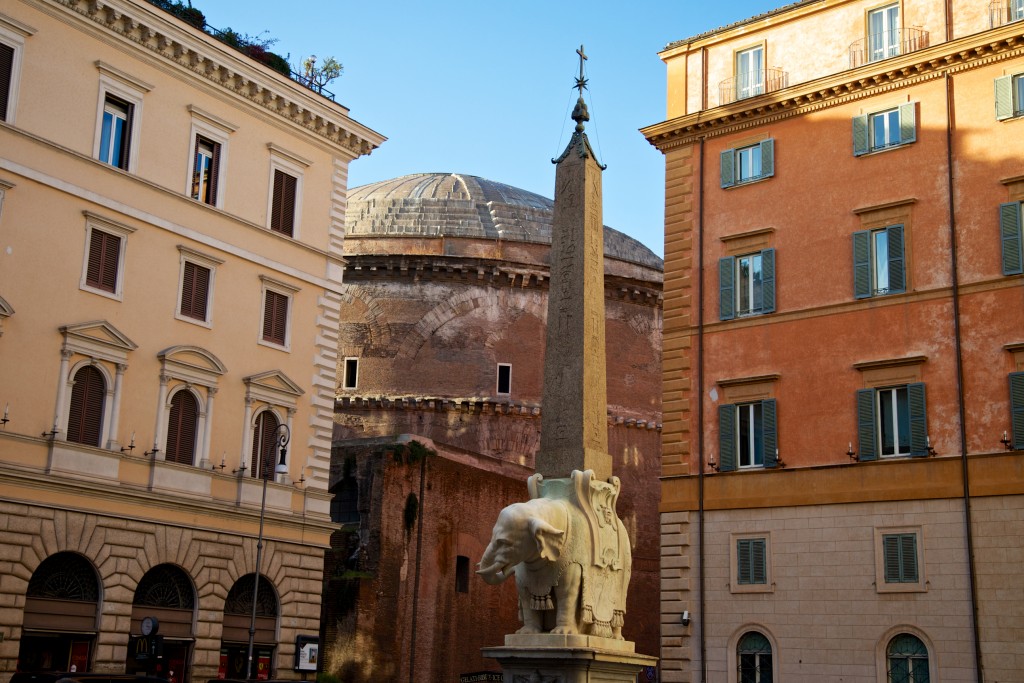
[737,632,773,682]
[718,399,777,471]
[720,249,775,320]
[0,41,14,122]
[66,365,105,447]
[1010,372,1024,449]
[882,533,919,584]
[259,276,298,350]
[92,64,149,173]
[270,169,298,236]
[720,139,774,188]
[176,247,221,326]
[853,103,916,155]
[251,410,281,479]
[190,136,220,205]
[999,202,1023,275]
[996,73,1024,120]
[98,95,132,169]
[856,384,928,460]
[456,556,470,594]
[736,539,767,585]
[853,225,905,298]
[868,4,900,63]
[0,17,31,124]
[497,363,512,395]
[887,634,929,683]
[164,389,199,465]
[80,214,134,300]
[735,45,764,100]
[343,357,359,390]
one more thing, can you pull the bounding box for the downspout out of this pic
[696,136,707,683]
[944,71,983,683]
[407,447,428,683]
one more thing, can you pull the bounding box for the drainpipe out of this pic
[696,136,707,683]
[944,71,983,683]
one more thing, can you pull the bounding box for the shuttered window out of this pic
[1010,372,1024,450]
[191,136,221,205]
[270,169,298,236]
[856,383,928,460]
[736,538,767,585]
[262,289,289,346]
[720,139,774,188]
[995,73,1024,121]
[180,261,211,321]
[882,533,919,583]
[1000,202,1023,276]
[853,225,905,299]
[720,249,776,320]
[0,42,13,122]
[165,390,198,465]
[853,102,916,156]
[67,365,105,447]
[718,399,777,472]
[85,229,121,294]
[251,411,280,479]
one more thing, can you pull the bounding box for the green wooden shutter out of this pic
[857,388,878,461]
[761,248,776,313]
[1010,372,1024,450]
[900,534,919,582]
[853,114,869,156]
[882,534,901,582]
[1000,202,1023,275]
[719,403,737,472]
[759,139,774,178]
[898,102,917,144]
[908,382,928,457]
[853,231,872,299]
[720,149,735,188]
[762,399,777,468]
[995,75,1014,121]
[737,539,752,583]
[719,256,736,320]
[886,225,906,294]
[750,538,767,584]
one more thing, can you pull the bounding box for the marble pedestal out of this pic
[483,634,657,683]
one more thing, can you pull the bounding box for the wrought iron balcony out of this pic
[990,0,1024,27]
[719,68,790,106]
[849,28,930,69]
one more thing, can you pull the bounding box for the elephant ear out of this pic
[530,517,566,562]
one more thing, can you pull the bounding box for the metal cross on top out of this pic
[575,44,588,96]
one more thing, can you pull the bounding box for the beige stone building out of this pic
[0,0,381,679]
[643,1,1024,681]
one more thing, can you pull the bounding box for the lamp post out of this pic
[246,421,289,680]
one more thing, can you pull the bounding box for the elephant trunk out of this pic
[476,560,512,585]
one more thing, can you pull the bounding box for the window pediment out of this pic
[60,320,137,363]
[245,370,305,408]
[158,345,226,387]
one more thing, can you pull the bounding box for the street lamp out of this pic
[246,420,289,680]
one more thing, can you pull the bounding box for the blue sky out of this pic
[198,1,783,257]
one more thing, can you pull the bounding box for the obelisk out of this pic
[538,45,611,483]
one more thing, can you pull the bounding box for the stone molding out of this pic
[36,0,383,156]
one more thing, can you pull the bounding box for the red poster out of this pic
[256,655,271,680]
[217,651,227,679]
[69,642,90,672]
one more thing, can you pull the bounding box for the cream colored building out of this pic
[0,0,382,678]
[644,1,1024,681]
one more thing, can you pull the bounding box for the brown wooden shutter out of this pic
[270,170,297,236]
[250,411,279,478]
[165,390,198,465]
[86,229,121,293]
[180,261,210,320]
[262,289,288,345]
[208,141,221,204]
[118,101,133,170]
[0,43,14,122]
[67,365,105,446]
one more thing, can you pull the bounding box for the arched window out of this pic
[165,390,199,465]
[737,631,773,683]
[251,410,280,479]
[67,365,105,446]
[887,633,929,683]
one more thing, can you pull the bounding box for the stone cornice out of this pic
[335,395,662,431]
[36,0,385,157]
[643,22,1024,150]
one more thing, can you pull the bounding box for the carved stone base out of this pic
[483,636,657,683]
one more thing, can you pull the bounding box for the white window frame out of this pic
[0,14,35,125]
[735,144,762,183]
[1015,0,1024,21]
[0,178,13,223]
[876,385,910,457]
[874,526,927,593]
[867,3,900,63]
[734,44,764,100]
[258,275,300,352]
[1014,74,1024,118]
[79,212,136,301]
[869,107,901,151]
[342,357,359,390]
[735,252,764,316]
[184,106,235,207]
[175,246,223,328]
[92,63,151,173]
[496,363,512,395]
[736,402,765,468]
[154,346,225,468]
[265,143,310,239]
[730,532,772,594]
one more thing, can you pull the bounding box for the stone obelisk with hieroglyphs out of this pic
[537,45,611,484]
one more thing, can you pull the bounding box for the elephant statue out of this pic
[477,469,631,639]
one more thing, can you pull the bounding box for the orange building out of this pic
[643,1,1024,681]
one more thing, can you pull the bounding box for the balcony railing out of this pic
[990,0,1024,27]
[849,28,930,69]
[718,68,790,106]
